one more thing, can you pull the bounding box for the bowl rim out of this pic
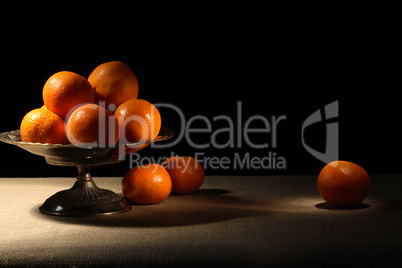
[0,128,175,149]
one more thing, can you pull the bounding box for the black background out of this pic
[1,2,401,177]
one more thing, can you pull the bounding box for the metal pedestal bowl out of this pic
[0,128,174,216]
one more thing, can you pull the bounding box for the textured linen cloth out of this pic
[1,175,402,267]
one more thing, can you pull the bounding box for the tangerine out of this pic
[43,71,94,119]
[66,104,119,146]
[88,61,139,110]
[20,108,68,144]
[162,156,205,194]
[317,160,370,207]
[122,163,172,205]
[114,99,161,143]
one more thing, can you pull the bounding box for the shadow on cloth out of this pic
[30,189,268,227]
[315,202,370,210]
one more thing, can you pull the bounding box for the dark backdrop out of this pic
[1,3,401,177]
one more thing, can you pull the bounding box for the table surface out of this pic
[1,174,402,267]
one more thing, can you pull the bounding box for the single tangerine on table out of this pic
[317,160,370,208]
[20,107,68,144]
[122,163,172,205]
[114,99,161,143]
[42,71,94,119]
[66,104,119,146]
[88,61,139,110]
[162,156,205,194]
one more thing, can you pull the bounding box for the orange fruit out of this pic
[20,107,68,144]
[43,71,94,119]
[114,99,161,143]
[317,160,370,207]
[88,61,139,110]
[66,104,119,146]
[122,163,172,204]
[162,156,205,194]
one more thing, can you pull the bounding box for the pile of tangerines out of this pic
[19,61,204,204]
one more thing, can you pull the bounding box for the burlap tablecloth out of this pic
[1,175,402,267]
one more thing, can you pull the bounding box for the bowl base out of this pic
[39,178,132,216]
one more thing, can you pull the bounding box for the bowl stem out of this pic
[77,166,92,181]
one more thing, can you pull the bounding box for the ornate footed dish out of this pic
[0,128,174,216]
